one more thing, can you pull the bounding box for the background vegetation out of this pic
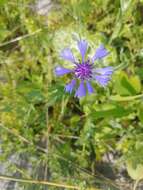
[0,0,143,189]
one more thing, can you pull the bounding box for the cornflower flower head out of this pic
[55,39,114,98]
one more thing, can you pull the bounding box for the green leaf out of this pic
[120,0,133,13]
[91,104,132,119]
[130,76,141,93]
[126,160,143,180]
[121,76,137,95]
[114,72,140,95]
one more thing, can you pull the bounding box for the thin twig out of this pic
[133,179,141,190]
[0,175,80,189]
[0,29,42,47]
[52,134,79,139]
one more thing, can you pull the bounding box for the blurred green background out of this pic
[0,0,143,189]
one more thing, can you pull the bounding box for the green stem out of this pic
[114,62,129,71]
[110,94,143,101]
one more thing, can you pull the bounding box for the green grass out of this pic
[0,0,143,189]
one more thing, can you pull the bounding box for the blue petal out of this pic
[78,40,88,62]
[55,66,72,76]
[65,79,76,94]
[95,67,113,75]
[95,75,111,87]
[60,48,75,63]
[86,81,94,94]
[93,67,113,86]
[75,81,86,98]
[92,44,109,62]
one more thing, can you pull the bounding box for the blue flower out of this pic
[55,39,114,98]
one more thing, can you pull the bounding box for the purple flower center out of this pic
[74,60,93,80]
